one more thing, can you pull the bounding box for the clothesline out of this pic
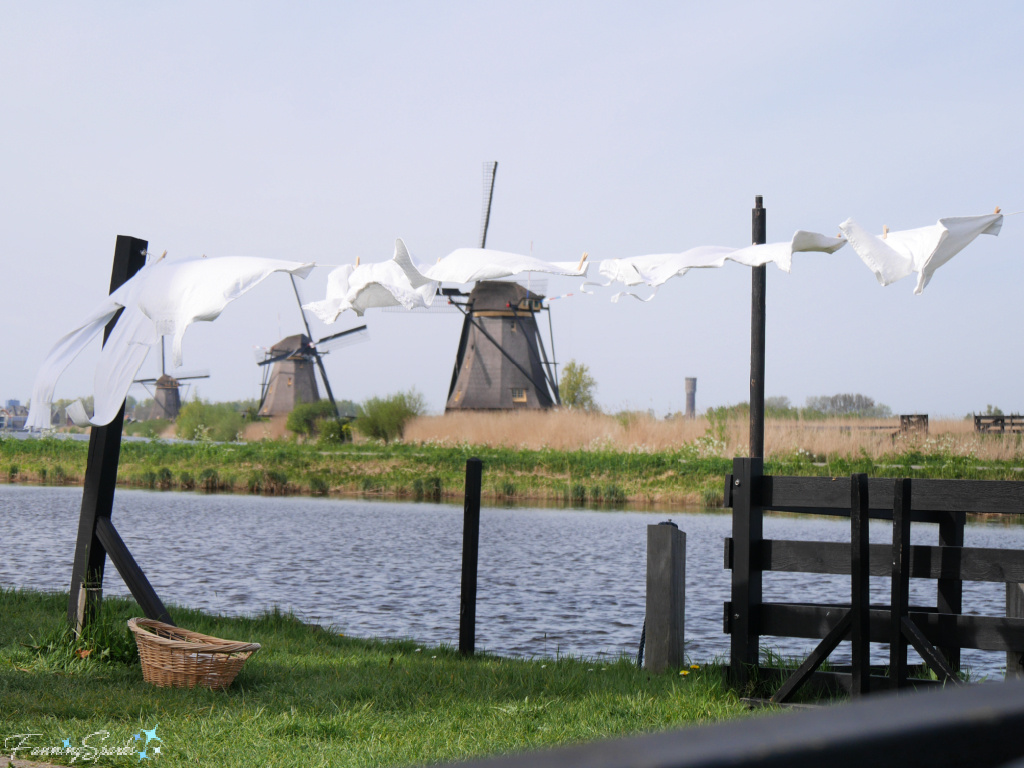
[24,209,1012,431]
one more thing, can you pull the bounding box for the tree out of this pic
[560,360,598,411]
[803,393,892,419]
[353,389,426,444]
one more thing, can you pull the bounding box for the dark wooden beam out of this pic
[94,517,173,625]
[729,457,763,684]
[890,478,911,688]
[749,195,766,459]
[851,474,870,696]
[68,235,148,632]
[460,457,483,656]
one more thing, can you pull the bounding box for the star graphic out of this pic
[62,738,71,748]
[138,749,148,761]
[154,746,161,755]
[134,733,142,741]
[142,726,161,744]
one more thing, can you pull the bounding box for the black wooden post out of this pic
[644,521,686,673]
[68,235,148,633]
[890,478,912,689]
[850,473,870,697]
[460,457,483,656]
[937,510,964,671]
[749,195,766,459]
[730,457,763,684]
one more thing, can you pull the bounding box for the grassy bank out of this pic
[5,424,1024,508]
[0,588,750,767]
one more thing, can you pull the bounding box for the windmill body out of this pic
[446,281,559,411]
[258,334,321,417]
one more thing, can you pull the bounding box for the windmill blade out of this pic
[257,344,305,367]
[479,161,498,248]
[174,370,211,381]
[315,324,369,353]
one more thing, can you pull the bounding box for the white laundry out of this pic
[592,230,846,301]
[420,247,588,284]
[840,213,1003,294]
[26,254,314,430]
[303,239,438,322]
[304,241,588,322]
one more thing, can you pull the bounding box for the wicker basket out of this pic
[128,618,261,690]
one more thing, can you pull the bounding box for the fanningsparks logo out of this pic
[5,724,164,763]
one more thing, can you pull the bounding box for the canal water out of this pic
[2,484,1022,677]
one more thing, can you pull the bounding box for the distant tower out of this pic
[685,377,697,419]
[446,281,560,411]
[258,334,321,417]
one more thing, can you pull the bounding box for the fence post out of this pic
[460,457,483,656]
[730,457,763,685]
[644,521,686,673]
[890,478,912,689]
[1009,583,1024,679]
[851,473,870,697]
[68,235,148,633]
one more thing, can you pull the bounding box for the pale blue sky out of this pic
[3,2,1022,417]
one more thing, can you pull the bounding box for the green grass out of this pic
[5,433,1024,508]
[0,588,750,767]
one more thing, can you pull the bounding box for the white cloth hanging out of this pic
[419,247,588,284]
[591,230,846,301]
[839,213,1003,294]
[303,239,438,322]
[26,254,314,430]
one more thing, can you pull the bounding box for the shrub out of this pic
[309,475,329,496]
[179,471,195,490]
[286,400,338,436]
[560,360,598,411]
[176,400,244,442]
[354,389,426,444]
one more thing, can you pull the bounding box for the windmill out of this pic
[256,276,367,418]
[444,162,562,411]
[133,337,210,420]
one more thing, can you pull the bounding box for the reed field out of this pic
[3,411,1024,508]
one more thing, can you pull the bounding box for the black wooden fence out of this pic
[724,457,1024,700]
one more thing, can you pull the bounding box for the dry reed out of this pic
[405,411,1024,461]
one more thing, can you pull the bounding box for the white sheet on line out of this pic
[591,230,846,301]
[26,255,314,430]
[839,213,1003,294]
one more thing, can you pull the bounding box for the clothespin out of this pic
[355,256,360,266]
[200,253,206,259]
[882,225,889,240]
[577,252,589,270]
[995,206,1002,214]
[159,250,168,261]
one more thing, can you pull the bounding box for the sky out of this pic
[2,2,1023,419]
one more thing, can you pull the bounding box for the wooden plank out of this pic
[1009,583,1024,678]
[771,609,851,704]
[901,616,961,685]
[644,523,686,673]
[749,196,766,460]
[725,537,1024,583]
[729,457,763,685]
[761,602,1024,653]
[93,518,173,625]
[890,478,911,688]
[459,457,483,656]
[68,235,148,632]
[937,510,965,671]
[760,476,1024,516]
[850,474,870,696]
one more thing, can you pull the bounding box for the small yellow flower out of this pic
[690,664,700,670]
[679,670,689,676]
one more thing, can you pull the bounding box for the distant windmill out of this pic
[445,161,562,411]
[133,337,210,420]
[256,276,368,418]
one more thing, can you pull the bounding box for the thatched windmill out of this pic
[444,162,561,411]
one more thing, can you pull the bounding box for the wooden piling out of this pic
[644,521,686,673]
[460,457,483,656]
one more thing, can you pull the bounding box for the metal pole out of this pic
[460,457,483,655]
[750,196,766,459]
